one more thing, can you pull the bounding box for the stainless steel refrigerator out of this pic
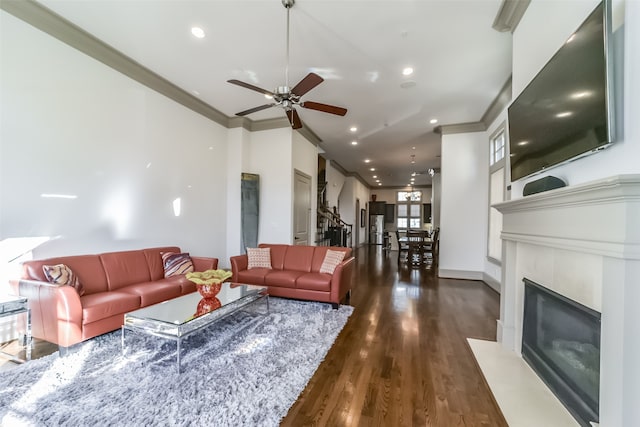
[370,215,385,244]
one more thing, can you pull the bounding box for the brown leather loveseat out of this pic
[14,246,218,352]
[230,244,355,308]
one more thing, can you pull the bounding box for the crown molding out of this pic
[492,0,531,33]
[1,0,326,140]
[1,0,232,128]
[435,122,486,135]
[481,76,512,127]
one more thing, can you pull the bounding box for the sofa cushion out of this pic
[161,252,194,277]
[259,244,288,270]
[247,247,272,269]
[283,245,314,273]
[143,246,181,280]
[80,291,141,324]
[119,280,183,307]
[296,272,332,292]
[22,255,108,295]
[42,263,86,296]
[311,246,352,273]
[236,268,270,285]
[319,249,347,274]
[264,270,304,288]
[100,250,152,291]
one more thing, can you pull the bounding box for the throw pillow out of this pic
[319,249,347,274]
[247,247,272,269]
[162,252,194,278]
[42,264,85,296]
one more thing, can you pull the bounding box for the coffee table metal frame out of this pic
[121,283,268,373]
[0,295,32,363]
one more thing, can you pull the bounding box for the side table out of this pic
[0,295,32,363]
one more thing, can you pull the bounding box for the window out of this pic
[396,191,422,229]
[490,129,505,165]
[488,125,506,263]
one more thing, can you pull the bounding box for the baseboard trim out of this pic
[437,269,483,280]
[482,273,501,294]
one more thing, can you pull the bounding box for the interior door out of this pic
[293,170,311,245]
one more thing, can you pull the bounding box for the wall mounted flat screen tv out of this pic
[508,1,615,181]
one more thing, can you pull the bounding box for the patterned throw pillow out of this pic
[161,252,194,278]
[42,264,85,296]
[319,249,347,274]
[247,247,272,269]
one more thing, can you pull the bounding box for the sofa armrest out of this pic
[230,254,248,282]
[191,256,219,272]
[15,279,83,347]
[330,256,355,305]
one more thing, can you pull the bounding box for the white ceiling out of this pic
[38,0,512,188]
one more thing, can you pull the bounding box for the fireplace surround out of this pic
[493,175,640,426]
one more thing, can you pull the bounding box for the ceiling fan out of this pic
[227,0,347,130]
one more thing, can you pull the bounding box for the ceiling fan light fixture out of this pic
[402,67,414,76]
[226,0,346,130]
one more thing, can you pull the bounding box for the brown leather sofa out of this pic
[13,246,218,352]
[230,244,355,308]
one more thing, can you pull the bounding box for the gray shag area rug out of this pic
[0,298,353,427]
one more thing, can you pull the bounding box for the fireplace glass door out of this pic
[522,278,601,427]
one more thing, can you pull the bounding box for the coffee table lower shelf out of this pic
[121,284,268,373]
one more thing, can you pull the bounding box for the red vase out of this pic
[196,282,222,298]
[195,297,222,317]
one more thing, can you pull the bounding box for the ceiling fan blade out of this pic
[286,109,303,129]
[235,103,276,116]
[291,73,324,97]
[301,101,348,116]
[227,79,275,97]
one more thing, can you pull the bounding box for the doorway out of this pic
[293,170,311,245]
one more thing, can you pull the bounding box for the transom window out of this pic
[490,129,505,165]
[397,191,422,202]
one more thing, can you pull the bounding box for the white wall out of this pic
[0,11,228,261]
[248,128,293,245]
[224,126,252,267]
[439,132,489,279]
[510,0,640,197]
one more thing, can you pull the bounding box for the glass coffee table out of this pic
[121,283,268,373]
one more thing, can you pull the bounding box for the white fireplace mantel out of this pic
[493,174,640,427]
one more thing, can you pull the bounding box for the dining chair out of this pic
[396,230,409,264]
[423,227,440,266]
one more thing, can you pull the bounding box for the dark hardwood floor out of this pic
[281,245,507,427]
[1,245,507,426]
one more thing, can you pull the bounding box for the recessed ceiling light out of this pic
[372,175,377,178]
[556,111,573,118]
[518,140,529,146]
[411,172,416,176]
[402,67,414,76]
[376,180,380,183]
[378,183,382,186]
[351,141,358,145]
[350,126,358,132]
[364,159,371,163]
[370,168,376,171]
[191,27,205,39]
[430,118,438,124]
